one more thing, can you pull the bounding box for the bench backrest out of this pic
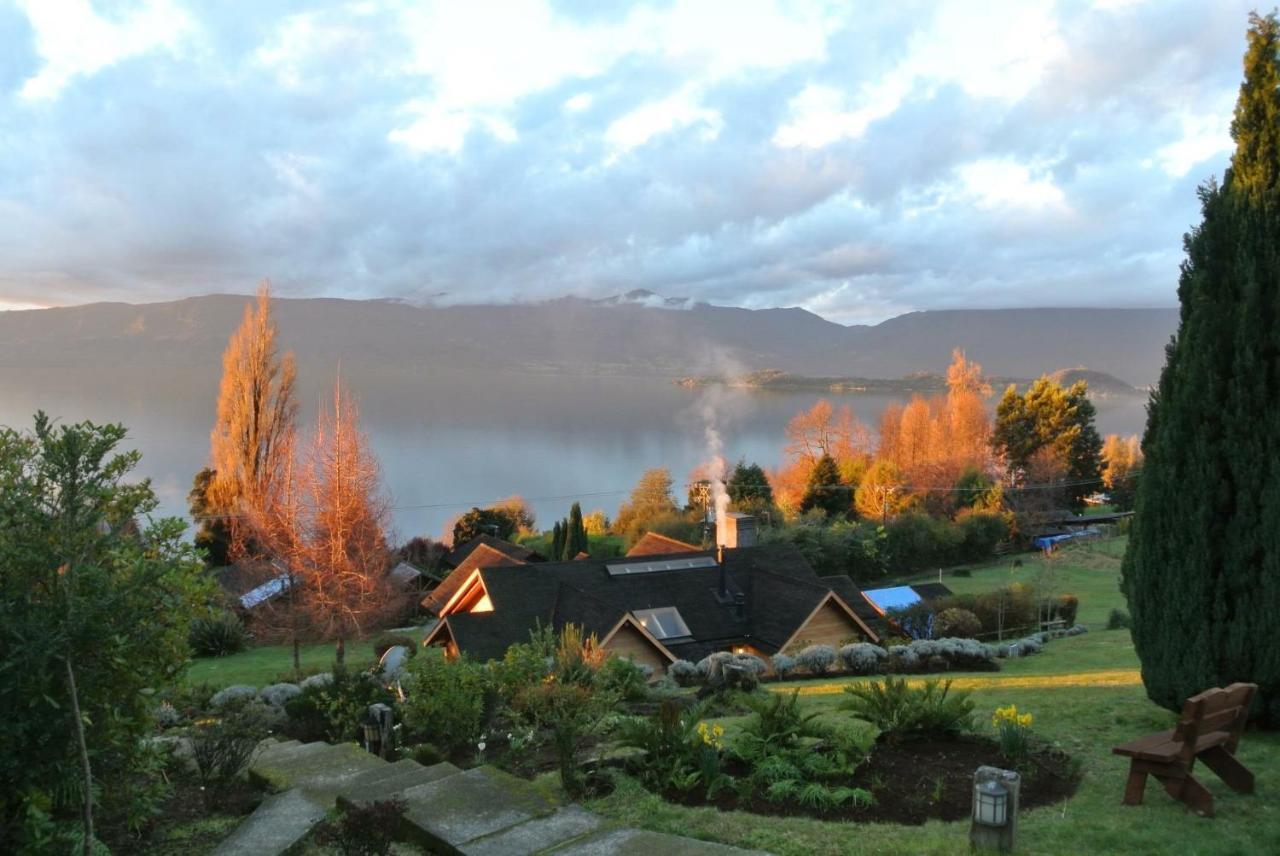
[1173,682,1257,761]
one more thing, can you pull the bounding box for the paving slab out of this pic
[249,741,385,800]
[549,828,771,856]
[398,767,558,851]
[459,806,604,856]
[212,789,327,856]
[335,760,462,808]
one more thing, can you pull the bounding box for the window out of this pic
[634,607,692,640]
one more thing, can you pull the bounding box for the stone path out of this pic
[214,738,769,855]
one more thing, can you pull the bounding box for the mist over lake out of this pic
[0,366,1147,542]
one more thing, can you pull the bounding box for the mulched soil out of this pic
[664,736,1079,825]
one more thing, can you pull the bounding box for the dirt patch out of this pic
[664,736,1079,826]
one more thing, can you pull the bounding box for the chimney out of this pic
[717,548,727,598]
[718,513,757,549]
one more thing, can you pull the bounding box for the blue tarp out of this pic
[861,585,923,614]
[1033,528,1100,551]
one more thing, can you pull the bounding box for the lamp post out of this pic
[970,766,1020,852]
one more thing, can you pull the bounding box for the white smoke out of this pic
[684,349,747,546]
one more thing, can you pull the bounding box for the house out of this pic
[420,535,539,616]
[860,583,955,616]
[626,531,700,557]
[422,535,881,674]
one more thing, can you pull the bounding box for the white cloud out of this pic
[1154,107,1234,177]
[16,0,193,100]
[955,160,1068,211]
[773,76,912,148]
[564,93,593,113]
[605,90,723,154]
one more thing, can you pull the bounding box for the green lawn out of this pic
[586,536,1280,855]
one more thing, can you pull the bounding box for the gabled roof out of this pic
[861,585,923,614]
[389,561,425,590]
[421,542,531,616]
[444,534,537,569]
[909,582,954,602]
[626,531,701,557]
[819,575,886,627]
[424,543,878,664]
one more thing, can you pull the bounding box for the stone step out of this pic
[212,789,327,856]
[249,741,385,801]
[547,828,772,855]
[251,738,302,767]
[397,767,559,852]
[459,805,604,856]
[334,759,463,809]
[252,739,331,775]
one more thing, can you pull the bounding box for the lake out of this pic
[0,366,1148,542]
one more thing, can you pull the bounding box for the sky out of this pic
[0,0,1258,323]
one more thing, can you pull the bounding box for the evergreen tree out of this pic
[727,460,774,513]
[188,467,232,566]
[799,453,850,517]
[567,502,588,557]
[1123,12,1280,726]
[551,520,565,561]
[991,376,1103,511]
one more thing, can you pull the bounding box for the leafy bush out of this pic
[285,667,394,743]
[598,656,649,701]
[154,701,182,730]
[259,683,301,709]
[1107,608,1131,630]
[668,659,700,687]
[696,651,733,678]
[493,631,554,703]
[733,653,769,677]
[737,690,825,757]
[885,513,964,572]
[770,653,797,678]
[210,684,257,710]
[888,601,935,640]
[954,510,1012,562]
[301,672,334,690]
[761,522,885,584]
[908,638,998,671]
[887,644,921,673]
[841,677,975,743]
[840,643,888,675]
[315,798,407,856]
[796,644,837,675]
[400,650,489,753]
[189,610,249,657]
[190,700,270,797]
[1053,595,1080,627]
[510,676,617,796]
[933,608,982,639]
[936,585,1037,638]
[616,699,730,798]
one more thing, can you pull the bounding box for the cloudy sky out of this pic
[0,0,1256,322]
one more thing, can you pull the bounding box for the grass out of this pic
[185,639,379,687]
[586,536,1280,855]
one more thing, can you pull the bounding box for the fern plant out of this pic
[840,676,975,744]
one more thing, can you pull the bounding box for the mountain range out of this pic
[0,292,1179,388]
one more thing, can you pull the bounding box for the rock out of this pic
[259,683,301,708]
[212,789,327,856]
[300,672,333,690]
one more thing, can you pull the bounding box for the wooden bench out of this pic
[1112,682,1257,816]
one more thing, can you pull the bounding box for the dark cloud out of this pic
[0,0,1257,320]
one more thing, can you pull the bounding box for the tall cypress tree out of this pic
[567,502,588,557]
[1122,12,1280,726]
[551,520,565,562]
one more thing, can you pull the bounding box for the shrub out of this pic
[285,667,394,743]
[953,567,972,578]
[770,654,797,678]
[1107,608,1131,630]
[209,684,257,710]
[190,700,271,797]
[839,643,888,675]
[668,660,700,687]
[510,677,616,796]
[734,653,769,677]
[259,683,301,709]
[301,672,334,690]
[885,513,963,572]
[934,608,982,640]
[154,701,182,730]
[887,645,921,673]
[598,656,649,701]
[315,798,407,856]
[493,630,554,702]
[696,652,734,678]
[1053,595,1080,627]
[840,677,974,743]
[909,638,998,671]
[955,510,1012,562]
[400,650,489,753]
[616,699,730,799]
[188,610,249,657]
[796,645,837,676]
[888,601,935,640]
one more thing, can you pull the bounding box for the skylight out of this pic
[634,607,692,640]
[605,556,717,576]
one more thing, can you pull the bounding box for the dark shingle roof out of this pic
[432,543,878,663]
[421,542,532,615]
[910,583,954,602]
[444,534,536,569]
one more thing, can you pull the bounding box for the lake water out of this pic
[0,366,1148,542]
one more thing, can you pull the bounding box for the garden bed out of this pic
[659,736,1079,825]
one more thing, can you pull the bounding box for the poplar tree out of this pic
[551,520,565,562]
[567,502,588,557]
[1122,12,1280,725]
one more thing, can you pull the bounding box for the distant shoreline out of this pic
[675,368,1145,398]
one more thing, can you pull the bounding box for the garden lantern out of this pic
[973,779,1008,826]
[970,767,1020,852]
